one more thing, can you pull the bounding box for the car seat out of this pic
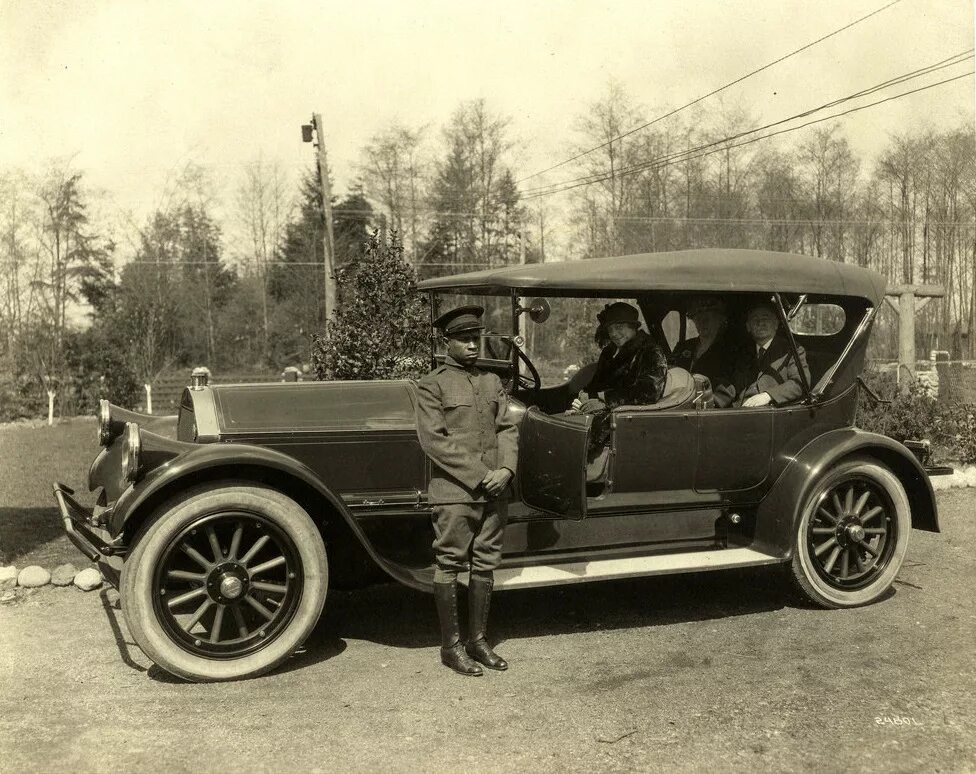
[612,367,709,413]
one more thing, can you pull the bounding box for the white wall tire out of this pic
[121,483,328,682]
[791,458,910,609]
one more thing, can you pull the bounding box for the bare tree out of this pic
[797,125,860,260]
[358,123,428,260]
[29,162,112,413]
[236,156,291,362]
[571,80,643,255]
[0,170,37,359]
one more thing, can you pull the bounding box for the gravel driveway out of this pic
[1,489,974,773]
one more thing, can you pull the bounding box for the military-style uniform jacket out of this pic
[671,333,736,408]
[732,333,811,406]
[587,330,669,408]
[415,356,519,505]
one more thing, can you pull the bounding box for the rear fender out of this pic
[109,442,428,591]
[753,428,939,559]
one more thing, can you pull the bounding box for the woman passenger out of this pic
[671,296,736,408]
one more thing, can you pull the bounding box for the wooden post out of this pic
[312,113,337,336]
[144,383,153,415]
[47,390,55,426]
[883,284,945,387]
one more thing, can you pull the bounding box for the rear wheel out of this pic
[791,458,910,609]
[121,483,328,681]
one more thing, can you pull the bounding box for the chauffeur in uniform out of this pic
[415,306,519,676]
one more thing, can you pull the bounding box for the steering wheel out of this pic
[514,345,542,394]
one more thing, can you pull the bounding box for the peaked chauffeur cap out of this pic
[433,305,485,336]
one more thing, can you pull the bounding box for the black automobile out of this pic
[55,249,945,681]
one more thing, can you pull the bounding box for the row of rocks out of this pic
[0,563,103,592]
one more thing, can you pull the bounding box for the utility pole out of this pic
[883,284,945,387]
[303,114,337,335]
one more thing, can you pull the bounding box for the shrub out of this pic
[856,369,968,462]
[310,231,430,381]
[69,327,142,412]
[947,404,976,464]
[0,367,44,421]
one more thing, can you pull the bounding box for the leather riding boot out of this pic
[433,581,482,676]
[465,574,508,671]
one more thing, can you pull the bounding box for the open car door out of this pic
[516,407,591,520]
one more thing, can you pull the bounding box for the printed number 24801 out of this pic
[875,716,922,726]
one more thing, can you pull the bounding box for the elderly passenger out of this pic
[732,300,811,408]
[671,295,736,408]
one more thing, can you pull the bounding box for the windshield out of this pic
[526,296,648,385]
[431,293,648,384]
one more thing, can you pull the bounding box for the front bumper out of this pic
[53,482,125,586]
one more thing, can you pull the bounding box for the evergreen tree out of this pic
[418,100,524,279]
[311,231,429,380]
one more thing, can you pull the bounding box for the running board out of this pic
[491,547,782,590]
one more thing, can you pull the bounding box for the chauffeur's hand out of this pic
[741,392,773,408]
[481,468,513,497]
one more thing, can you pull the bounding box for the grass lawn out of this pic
[0,417,98,568]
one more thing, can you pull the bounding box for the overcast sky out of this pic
[1,0,973,242]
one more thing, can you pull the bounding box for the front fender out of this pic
[107,442,430,591]
[753,427,940,559]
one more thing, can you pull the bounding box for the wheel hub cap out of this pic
[846,524,866,542]
[220,575,244,599]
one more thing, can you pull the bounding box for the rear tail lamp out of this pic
[120,423,142,483]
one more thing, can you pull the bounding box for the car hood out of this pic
[202,380,420,436]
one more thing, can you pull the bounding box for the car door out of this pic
[695,407,773,493]
[516,407,592,520]
[609,409,699,500]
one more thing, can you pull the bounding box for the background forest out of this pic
[1,87,975,420]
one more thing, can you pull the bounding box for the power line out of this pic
[516,0,906,184]
[123,260,495,268]
[523,66,974,200]
[605,215,976,226]
[522,50,972,196]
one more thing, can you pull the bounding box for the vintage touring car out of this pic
[55,249,945,682]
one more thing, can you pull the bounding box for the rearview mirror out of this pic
[519,297,551,324]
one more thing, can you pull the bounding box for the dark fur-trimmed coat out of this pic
[586,330,668,408]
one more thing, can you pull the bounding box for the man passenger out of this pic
[414,305,519,676]
[732,300,812,408]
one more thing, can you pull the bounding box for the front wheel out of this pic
[791,458,910,609]
[121,483,328,681]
